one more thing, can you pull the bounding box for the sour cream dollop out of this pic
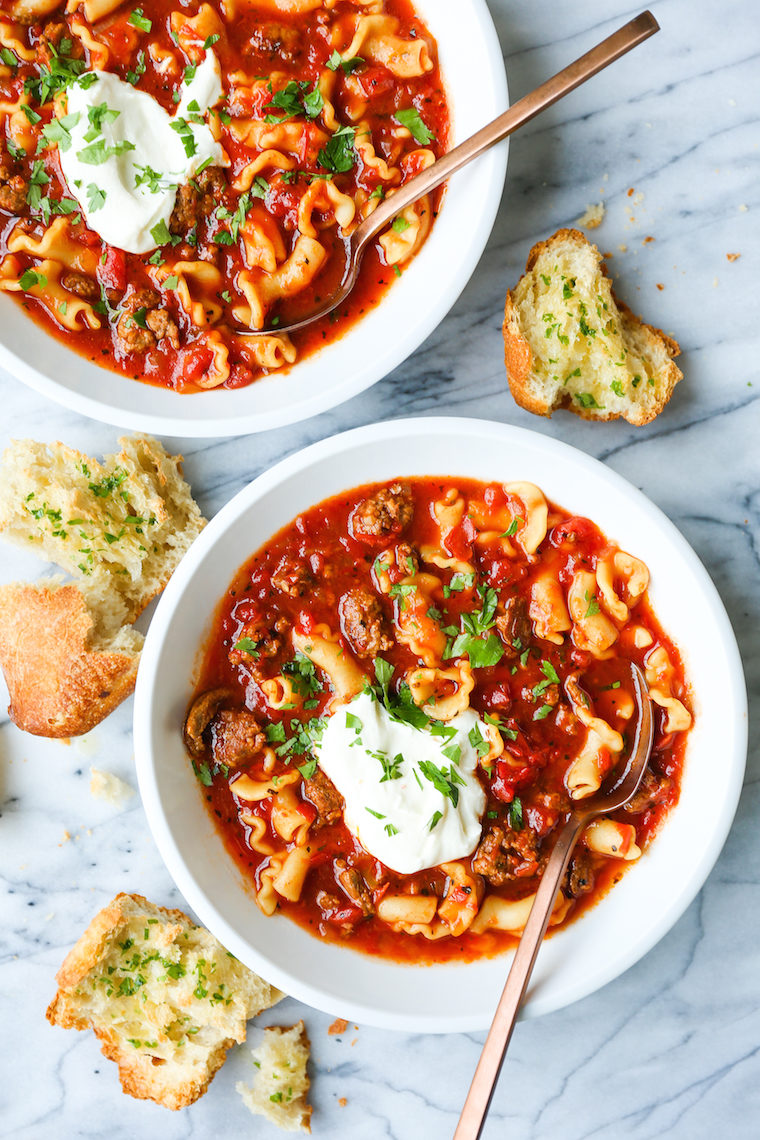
[59,54,224,255]
[316,691,488,875]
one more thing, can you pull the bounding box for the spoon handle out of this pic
[452,813,586,1140]
[358,11,660,245]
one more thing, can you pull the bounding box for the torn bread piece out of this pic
[237,1021,312,1133]
[0,581,142,737]
[46,893,283,1110]
[90,767,135,804]
[0,435,205,626]
[503,228,682,425]
[0,435,205,736]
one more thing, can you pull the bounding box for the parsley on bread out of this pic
[503,228,682,424]
[46,893,283,1110]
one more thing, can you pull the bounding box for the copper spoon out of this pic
[237,11,659,338]
[453,663,654,1140]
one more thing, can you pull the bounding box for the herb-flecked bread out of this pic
[237,1021,313,1132]
[46,893,284,1110]
[0,435,205,736]
[503,228,682,424]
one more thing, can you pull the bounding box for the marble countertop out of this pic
[1,0,758,1136]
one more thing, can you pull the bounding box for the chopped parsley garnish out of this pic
[468,723,490,759]
[38,111,79,153]
[532,660,560,699]
[282,652,322,697]
[317,125,356,174]
[18,268,47,291]
[508,797,523,830]
[164,274,180,290]
[170,117,197,158]
[391,216,411,233]
[574,392,603,410]
[234,636,260,656]
[77,138,135,166]
[126,50,146,86]
[134,164,177,194]
[447,585,504,668]
[374,751,404,783]
[384,822,399,837]
[203,33,220,50]
[428,810,443,831]
[365,807,386,820]
[533,703,554,721]
[327,50,364,75]
[443,571,474,598]
[265,79,323,124]
[610,379,625,397]
[128,8,152,32]
[583,590,600,618]
[501,517,523,538]
[192,760,213,786]
[24,40,86,105]
[150,219,175,246]
[86,182,106,212]
[297,758,318,780]
[418,760,461,807]
[395,107,434,145]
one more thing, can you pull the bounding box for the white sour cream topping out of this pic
[316,691,487,875]
[59,54,224,255]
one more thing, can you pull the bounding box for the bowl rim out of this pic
[134,417,748,1032]
[0,0,508,438]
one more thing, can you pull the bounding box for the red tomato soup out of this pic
[184,478,692,964]
[0,0,449,391]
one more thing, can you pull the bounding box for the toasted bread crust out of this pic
[0,582,140,737]
[47,893,283,1110]
[503,228,682,425]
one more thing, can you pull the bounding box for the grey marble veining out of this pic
[1,0,759,1136]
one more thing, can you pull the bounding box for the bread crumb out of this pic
[712,277,719,287]
[602,172,609,181]
[89,767,134,805]
[338,1097,347,1108]
[633,192,645,206]
[237,1022,312,1132]
[627,187,635,197]
[59,829,71,844]
[642,236,655,245]
[656,283,665,291]
[328,1018,349,1036]
[738,204,748,212]
[618,244,628,253]
[575,202,605,229]
[726,252,741,262]
[351,1038,358,1047]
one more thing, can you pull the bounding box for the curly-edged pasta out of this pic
[341,14,433,78]
[470,890,571,936]
[392,572,446,666]
[504,481,549,555]
[645,646,692,732]
[584,818,641,860]
[292,625,365,702]
[596,550,650,624]
[529,571,572,645]
[407,660,474,721]
[568,569,619,656]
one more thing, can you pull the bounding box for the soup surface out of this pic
[0,0,449,391]
[184,477,692,963]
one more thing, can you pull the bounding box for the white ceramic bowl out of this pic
[134,419,747,1032]
[0,2,507,438]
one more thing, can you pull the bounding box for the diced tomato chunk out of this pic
[356,65,396,98]
[226,363,256,389]
[181,342,215,384]
[97,246,126,293]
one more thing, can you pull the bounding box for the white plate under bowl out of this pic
[0,1,507,437]
[134,419,747,1032]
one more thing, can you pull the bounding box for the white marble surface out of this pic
[1,0,759,1136]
